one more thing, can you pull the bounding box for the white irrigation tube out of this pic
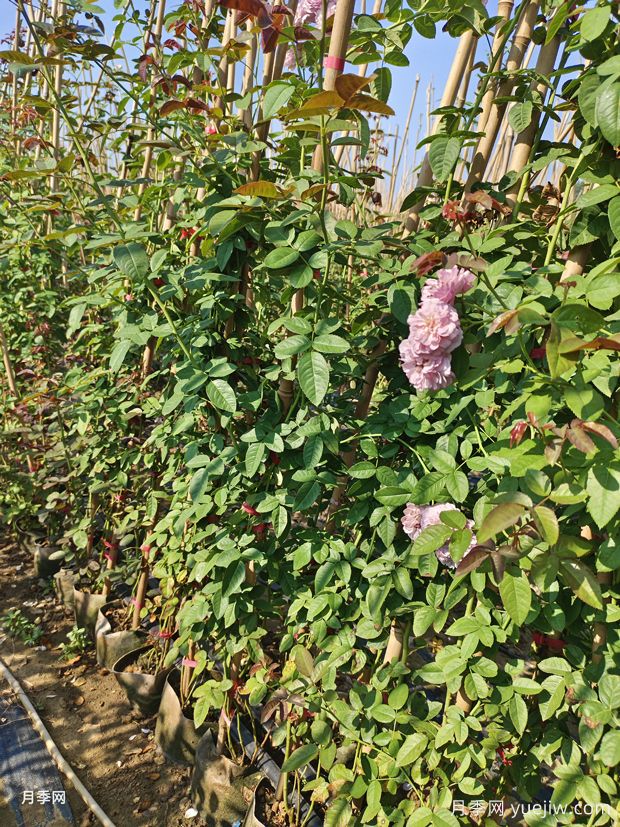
[0,655,118,827]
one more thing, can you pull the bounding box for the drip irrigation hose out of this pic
[0,655,118,827]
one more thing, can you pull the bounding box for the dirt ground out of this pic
[0,539,222,827]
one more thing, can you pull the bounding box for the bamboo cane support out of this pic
[477,0,516,136]
[464,0,539,191]
[403,30,478,232]
[277,0,356,413]
[505,35,562,208]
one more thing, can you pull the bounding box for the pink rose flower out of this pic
[294,0,336,25]
[401,504,422,539]
[401,503,477,568]
[421,266,475,305]
[406,299,463,357]
[400,351,454,391]
[284,0,337,69]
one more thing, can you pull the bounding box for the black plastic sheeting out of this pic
[0,698,74,827]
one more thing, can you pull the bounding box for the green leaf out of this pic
[281,743,318,772]
[509,694,528,735]
[294,481,321,511]
[262,81,295,120]
[565,383,604,420]
[580,4,610,42]
[222,559,246,598]
[539,675,566,721]
[312,334,349,354]
[586,466,620,528]
[109,340,131,373]
[532,505,559,546]
[578,72,601,126]
[297,351,330,405]
[206,379,237,413]
[294,645,314,678]
[478,503,525,543]
[608,195,620,241]
[113,242,149,280]
[245,442,265,476]
[546,321,578,378]
[595,83,620,147]
[509,100,533,133]
[274,334,310,359]
[586,274,620,310]
[263,246,300,269]
[189,460,224,502]
[315,560,336,591]
[388,683,409,710]
[371,66,392,103]
[599,731,620,767]
[499,570,531,625]
[576,183,619,209]
[446,470,469,502]
[375,486,410,506]
[324,798,352,827]
[272,504,288,538]
[303,434,323,467]
[406,524,452,558]
[349,461,376,479]
[559,559,604,610]
[396,733,428,766]
[428,136,461,182]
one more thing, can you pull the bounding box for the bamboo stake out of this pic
[48,0,65,198]
[477,0,515,136]
[134,0,167,221]
[464,0,539,190]
[0,321,18,398]
[403,30,477,232]
[239,21,257,129]
[505,35,563,208]
[387,75,419,211]
[277,0,356,414]
[11,2,21,158]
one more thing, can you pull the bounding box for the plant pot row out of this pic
[51,569,321,824]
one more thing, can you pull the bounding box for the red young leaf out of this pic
[220,0,272,28]
[579,420,619,449]
[159,99,187,115]
[410,251,445,277]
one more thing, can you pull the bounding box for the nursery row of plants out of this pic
[1,0,619,823]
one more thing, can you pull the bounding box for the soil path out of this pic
[0,540,213,827]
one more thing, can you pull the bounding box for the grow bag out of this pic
[0,700,74,827]
[53,570,76,612]
[72,589,106,638]
[94,601,146,671]
[112,645,171,717]
[154,670,205,765]
[33,544,61,579]
[242,778,268,827]
[190,731,261,826]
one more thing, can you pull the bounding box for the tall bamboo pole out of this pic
[48,0,65,197]
[134,0,167,221]
[464,0,539,190]
[505,35,562,208]
[403,30,477,232]
[387,75,419,211]
[477,0,515,135]
[0,322,18,398]
[277,0,356,414]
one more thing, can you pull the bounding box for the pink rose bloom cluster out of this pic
[401,502,477,568]
[399,265,474,391]
[283,0,337,70]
